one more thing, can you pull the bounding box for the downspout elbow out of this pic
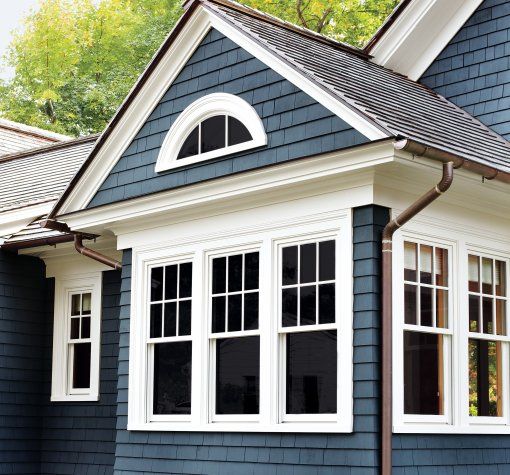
[74,234,122,271]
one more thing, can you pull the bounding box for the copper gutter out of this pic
[381,161,454,475]
[1,234,75,252]
[41,219,122,270]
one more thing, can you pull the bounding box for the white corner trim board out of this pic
[155,93,267,172]
[370,0,483,80]
[56,4,388,216]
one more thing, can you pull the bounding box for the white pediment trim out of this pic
[55,5,388,218]
[369,0,484,80]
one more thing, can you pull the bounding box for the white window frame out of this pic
[128,210,352,432]
[155,93,267,172]
[51,273,102,402]
[393,219,510,434]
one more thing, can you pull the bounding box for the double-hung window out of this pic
[395,227,510,433]
[51,274,102,402]
[129,212,352,432]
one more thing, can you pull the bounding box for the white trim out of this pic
[128,209,353,432]
[155,93,267,172]
[369,0,483,80]
[393,217,510,434]
[50,272,102,402]
[59,141,394,234]
[0,201,54,242]
[56,5,388,216]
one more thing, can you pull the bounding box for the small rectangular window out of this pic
[279,239,338,418]
[210,251,260,418]
[402,241,450,416]
[468,254,508,418]
[149,262,193,418]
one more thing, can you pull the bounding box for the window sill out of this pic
[128,420,353,433]
[394,423,510,435]
[51,393,99,403]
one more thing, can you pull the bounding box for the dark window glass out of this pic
[469,295,480,332]
[179,301,192,336]
[70,318,80,339]
[212,257,226,294]
[436,289,448,328]
[212,296,226,333]
[469,339,501,417]
[164,302,177,337]
[72,343,91,389]
[228,254,243,292]
[164,265,177,300]
[153,342,192,415]
[71,294,81,316]
[282,288,297,327]
[319,241,335,281]
[228,116,252,146]
[244,252,259,291]
[228,295,242,332]
[300,243,316,283]
[403,331,443,415]
[177,125,199,159]
[150,304,162,338]
[404,284,417,325]
[179,263,193,299]
[244,293,259,330]
[420,286,433,327]
[81,316,90,339]
[318,283,335,324]
[282,246,298,285]
[215,336,259,414]
[201,116,226,153]
[300,285,316,326]
[483,297,493,334]
[286,331,337,414]
[151,267,163,301]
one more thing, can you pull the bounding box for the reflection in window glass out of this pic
[469,339,501,417]
[201,116,226,153]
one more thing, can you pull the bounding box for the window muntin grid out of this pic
[68,292,92,391]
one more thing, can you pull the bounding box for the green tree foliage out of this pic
[0,0,398,136]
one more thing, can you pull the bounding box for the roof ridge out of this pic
[201,0,370,59]
[0,133,99,165]
[0,118,70,142]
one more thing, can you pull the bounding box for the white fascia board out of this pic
[370,0,483,81]
[0,201,53,240]
[57,5,389,216]
[59,141,396,236]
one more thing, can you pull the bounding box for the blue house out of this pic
[2,0,510,473]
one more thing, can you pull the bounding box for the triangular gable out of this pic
[367,0,484,80]
[51,1,385,218]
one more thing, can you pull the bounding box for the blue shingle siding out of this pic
[420,0,510,139]
[114,205,388,474]
[39,269,121,475]
[87,29,367,208]
[0,250,48,474]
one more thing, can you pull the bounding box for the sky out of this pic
[0,0,39,80]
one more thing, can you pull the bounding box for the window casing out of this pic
[51,273,102,402]
[394,225,510,434]
[128,212,352,432]
[155,93,267,172]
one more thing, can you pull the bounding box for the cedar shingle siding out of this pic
[87,29,366,208]
[113,205,388,474]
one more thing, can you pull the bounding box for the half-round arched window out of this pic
[155,93,267,172]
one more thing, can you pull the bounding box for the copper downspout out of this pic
[381,161,454,475]
[41,219,122,270]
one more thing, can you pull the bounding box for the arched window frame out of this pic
[155,93,267,172]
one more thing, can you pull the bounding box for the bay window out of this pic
[128,213,352,432]
[395,228,510,433]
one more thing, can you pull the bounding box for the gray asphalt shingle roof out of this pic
[0,137,96,213]
[205,0,510,174]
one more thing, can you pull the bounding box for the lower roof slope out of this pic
[0,136,97,214]
[205,0,510,174]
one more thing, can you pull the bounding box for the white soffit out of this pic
[370,0,484,80]
[57,5,388,217]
